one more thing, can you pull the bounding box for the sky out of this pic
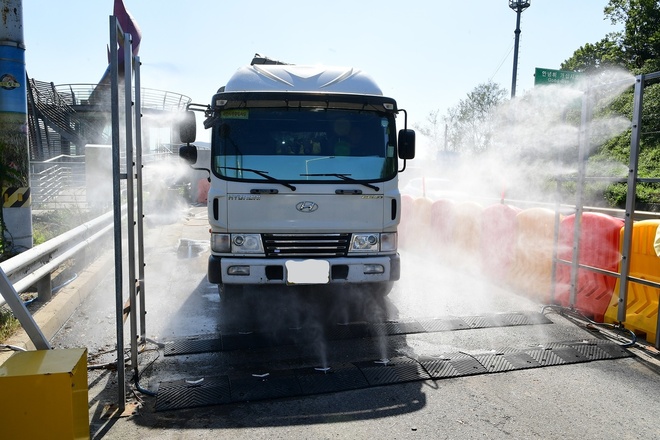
[22,1,621,144]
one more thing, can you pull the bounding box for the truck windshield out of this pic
[211,108,397,183]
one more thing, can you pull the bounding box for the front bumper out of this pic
[208,254,400,285]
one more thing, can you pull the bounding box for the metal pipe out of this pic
[618,75,644,324]
[110,14,126,413]
[134,55,147,342]
[511,9,522,98]
[0,267,50,350]
[123,33,140,386]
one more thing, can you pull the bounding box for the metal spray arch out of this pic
[109,14,149,412]
[552,72,660,350]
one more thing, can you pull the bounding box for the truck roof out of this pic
[223,64,384,96]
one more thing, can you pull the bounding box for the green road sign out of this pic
[534,67,582,86]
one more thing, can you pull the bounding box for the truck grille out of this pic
[263,233,351,258]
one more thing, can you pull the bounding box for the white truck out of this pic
[178,55,415,298]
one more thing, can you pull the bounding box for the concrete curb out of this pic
[0,252,114,365]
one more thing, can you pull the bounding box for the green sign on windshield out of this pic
[534,67,582,86]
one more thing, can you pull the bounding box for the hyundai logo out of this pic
[296,201,318,212]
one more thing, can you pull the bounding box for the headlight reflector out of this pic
[231,234,264,253]
[350,233,379,252]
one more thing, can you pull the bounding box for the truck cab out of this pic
[179,57,415,297]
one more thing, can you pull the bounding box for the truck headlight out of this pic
[350,232,398,253]
[350,233,379,252]
[231,234,264,253]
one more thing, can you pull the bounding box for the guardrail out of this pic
[0,210,115,308]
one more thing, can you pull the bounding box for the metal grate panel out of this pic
[419,317,471,332]
[229,370,302,403]
[163,312,554,356]
[370,320,427,336]
[164,335,223,356]
[354,357,430,386]
[295,363,369,395]
[564,340,631,360]
[418,352,487,378]
[155,376,230,411]
[155,340,630,410]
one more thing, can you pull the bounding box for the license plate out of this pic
[285,260,330,285]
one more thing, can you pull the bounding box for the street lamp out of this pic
[509,0,531,98]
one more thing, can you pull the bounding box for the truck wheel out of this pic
[369,281,393,297]
[218,283,243,301]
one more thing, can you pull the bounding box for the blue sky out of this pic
[23,1,620,142]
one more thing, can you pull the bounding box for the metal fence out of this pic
[30,155,86,210]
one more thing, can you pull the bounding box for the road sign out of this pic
[534,67,582,86]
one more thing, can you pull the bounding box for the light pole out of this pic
[509,0,531,98]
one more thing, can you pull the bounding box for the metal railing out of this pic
[0,210,115,308]
[55,83,192,112]
[30,155,86,209]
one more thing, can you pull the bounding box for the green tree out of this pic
[445,81,508,154]
[562,0,660,74]
[559,0,660,208]
[414,108,446,157]
[560,38,626,72]
[604,0,660,72]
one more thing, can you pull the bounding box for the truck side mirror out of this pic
[398,129,416,160]
[178,111,197,144]
[179,144,198,165]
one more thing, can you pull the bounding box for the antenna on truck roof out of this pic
[251,53,291,65]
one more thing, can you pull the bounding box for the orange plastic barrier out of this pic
[480,204,520,282]
[451,201,484,265]
[554,213,624,321]
[604,220,659,344]
[408,197,433,252]
[508,208,560,303]
[430,199,456,249]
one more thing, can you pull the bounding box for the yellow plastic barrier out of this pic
[604,220,659,344]
[0,348,89,439]
[508,208,559,303]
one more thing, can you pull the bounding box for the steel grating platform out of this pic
[163,311,553,357]
[154,339,631,411]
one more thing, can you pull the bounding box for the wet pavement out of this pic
[46,204,660,439]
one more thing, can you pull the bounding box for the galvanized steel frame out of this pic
[110,15,147,412]
[556,72,660,349]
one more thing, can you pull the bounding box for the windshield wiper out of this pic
[222,167,296,191]
[300,173,380,191]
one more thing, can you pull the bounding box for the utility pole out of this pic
[0,0,32,254]
[509,0,531,98]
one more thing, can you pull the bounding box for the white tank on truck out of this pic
[178,55,415,298]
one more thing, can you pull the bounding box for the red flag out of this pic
[114,0,141,56]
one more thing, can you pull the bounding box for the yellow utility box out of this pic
[0,348,89,440]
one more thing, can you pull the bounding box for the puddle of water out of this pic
[177,238,209,259]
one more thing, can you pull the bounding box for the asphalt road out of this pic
[45,204,660,440]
